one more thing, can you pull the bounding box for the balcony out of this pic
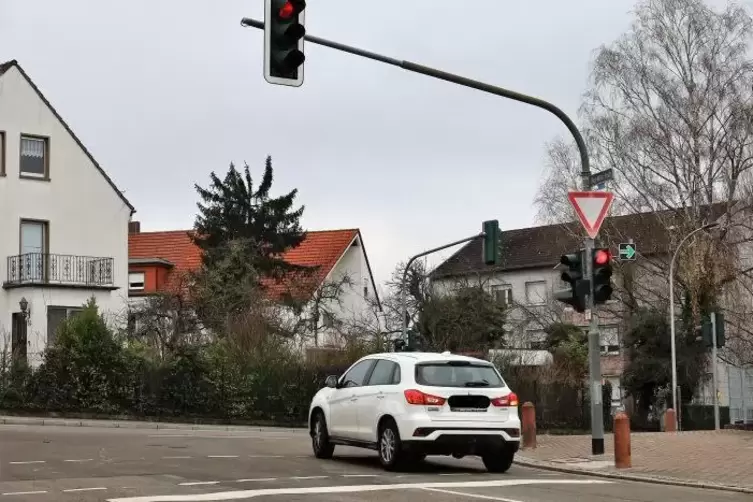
[4,253,117,290]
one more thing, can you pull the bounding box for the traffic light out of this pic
[701,313,726,348]
[264,0,306,86]
[554,250,588,313]
[482,220,501,266]
[592,248,613,304]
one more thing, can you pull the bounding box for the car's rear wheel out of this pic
[378,420,404,471]
[312,412,335,459]
[482,447,515,473]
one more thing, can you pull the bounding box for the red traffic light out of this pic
[594,249,611,265]
[279,1,295,19]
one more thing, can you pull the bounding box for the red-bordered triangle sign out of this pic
[568,191,614,238]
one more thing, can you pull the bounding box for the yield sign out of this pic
[568,191,614,238]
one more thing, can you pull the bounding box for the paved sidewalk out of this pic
[515,430,753,493]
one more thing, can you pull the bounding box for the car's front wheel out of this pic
[377,419,404,471]
[482,447,515,473]
[311,411,335,459]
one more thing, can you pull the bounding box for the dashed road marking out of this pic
[8,461,45,465]
[162,456,192,459]
[63,487,107,492]
[248,455,283,458]
[423,487,522,501]
[235,478,277,483]
[290,476,328,480]
[63,458,93,462]
[342,474,380,478]
[207,455,239,459]
[2,490,48,496]
[178,482,220,487]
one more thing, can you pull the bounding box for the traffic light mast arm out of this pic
[240,17,591,189]
[399,232,483,341]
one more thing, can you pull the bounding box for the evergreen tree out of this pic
[193,156,310,281]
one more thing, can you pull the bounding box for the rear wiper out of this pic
[464,380,490,387]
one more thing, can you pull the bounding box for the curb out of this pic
[0,416,308,433]
[514,456,753,494]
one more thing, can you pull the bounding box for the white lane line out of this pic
[207,455,239,459]
[290,476,328,480]
[63,487,107,492]
[162,456,192,459]
[439,473,469,476]
[178,482,220,487]
[63,458,93,462]
[341,474,380,478]
[106,479,613,502]
[247,455,283,458]
[2,490,48,496]
[8,460,45,465]
[235,478,277,483]
[422,487,522,501]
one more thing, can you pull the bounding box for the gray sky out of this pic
[1,0,643,288]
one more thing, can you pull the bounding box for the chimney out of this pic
[129,221,141,234]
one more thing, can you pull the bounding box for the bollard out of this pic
[613,411,631,468]
[521,402,536,449]
[665,408,677,432]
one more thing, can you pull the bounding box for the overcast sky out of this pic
[1,0,687,288]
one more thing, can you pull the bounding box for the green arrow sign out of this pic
[618,243,636,261]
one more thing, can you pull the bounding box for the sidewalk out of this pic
[0,415,307,433]
[515,430,753,493]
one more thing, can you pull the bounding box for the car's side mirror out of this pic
[325,375,338,389]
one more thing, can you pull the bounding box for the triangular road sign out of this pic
[568,191,614,239]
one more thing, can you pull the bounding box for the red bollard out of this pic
[613,411,631,468]
[521,402,536,449]
[665,408,677,432]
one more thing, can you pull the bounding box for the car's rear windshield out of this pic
[415,362,506,388]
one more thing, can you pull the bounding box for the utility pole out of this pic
[711,312,720,430]
[241,16,600,451]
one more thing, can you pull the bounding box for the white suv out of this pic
[308,351,521,472]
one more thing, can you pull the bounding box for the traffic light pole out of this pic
[400,233,483,343]
[711,312,720,430]
[241,16,603,453]
[584,238,605,454]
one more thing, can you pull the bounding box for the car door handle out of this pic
[377,394,385,400]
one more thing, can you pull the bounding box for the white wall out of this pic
[0,66,132,364]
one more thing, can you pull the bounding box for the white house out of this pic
[127,225,383,357]
[0,60,134,366]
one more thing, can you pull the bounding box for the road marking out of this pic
[63,487,107,492]
[248,455,283,458]
[290,476,328,480]
[423,487,522,501]
[341,474,380,478]
[163,456,192,459]
[178,482,221,487]
[8,460,45,465]
[64,458,93,462]
[438,473,469,476]
[235,478,277,483]
[207,455,239,459]
[2,490,48,496]
[106,479,613,501]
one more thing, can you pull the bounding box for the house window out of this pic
[491,284,513,306]
[0,131,5,176]
[363,277,369,298]
[525,281,547,305]
[526,329,548,350]
[129,272,145,291]
[20,135,48,178]
[47,306,83,346]
[600,326,620,355]
[20,219,48,282]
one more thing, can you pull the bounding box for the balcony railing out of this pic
[5,253,115,288]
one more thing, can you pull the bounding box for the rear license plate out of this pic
[450,408,487,412]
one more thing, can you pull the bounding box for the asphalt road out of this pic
[0,424,747,502]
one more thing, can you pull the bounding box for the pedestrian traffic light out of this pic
[554,250,588,313]
[482,220,501,266]
[592,248,613,304]
[264,0,306,86]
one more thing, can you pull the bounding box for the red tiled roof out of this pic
[128,228,358,298]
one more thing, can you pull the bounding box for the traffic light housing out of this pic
[554,250,588,313]
[701,313,726,348]
[264,0,306,86]
[592,248,613,304]
[482,220,501,266]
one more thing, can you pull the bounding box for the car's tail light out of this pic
[491,392,519,407]
[404,389,446,406]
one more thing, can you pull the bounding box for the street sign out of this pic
[618,243,636,261]
[568,191,614,239]
[590,169,614,188]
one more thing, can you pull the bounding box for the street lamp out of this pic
[668,221,719,427]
